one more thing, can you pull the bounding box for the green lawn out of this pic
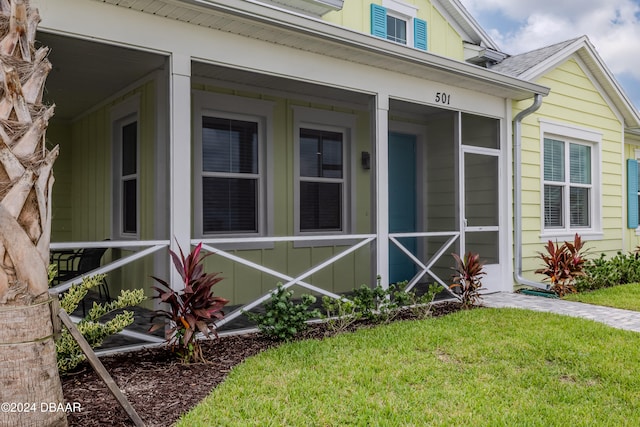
[564,283,640,311]
[177,308,640,426]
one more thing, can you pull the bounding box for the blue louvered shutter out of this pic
[414,18,427,50]
[371,4,387,39]
[628,159,639,228]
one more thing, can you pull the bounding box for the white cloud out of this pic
[460,0,640,81]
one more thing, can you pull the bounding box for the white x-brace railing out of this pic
[388,231,460,297]
[196,234,376,329]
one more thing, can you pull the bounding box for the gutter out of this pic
[513,94,548,290]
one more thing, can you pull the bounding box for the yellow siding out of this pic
[323,0,464,60]
[514,58,625,279]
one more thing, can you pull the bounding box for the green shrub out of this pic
[576,251,640,292]
[245,284,320,341]
[55,274,145,373]
[323,281,439,330]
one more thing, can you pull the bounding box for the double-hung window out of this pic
[370,1,427,50]
[299,128,345,232]
[295,107,354,235]
[111,97,139,239]
[193,92,273,238]
[201,116,259,234]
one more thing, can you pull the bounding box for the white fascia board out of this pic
[432,0,500,50]
[172,0,547,98]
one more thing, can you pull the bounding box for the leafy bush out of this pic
[450,252,485,308]
[322,281,439,330]
[245,284,320,341]
[535,234,588,297]
[150,242,229,363]
[56,274,145,373]
[576,251,640,292]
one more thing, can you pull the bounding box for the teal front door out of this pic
[388,132,417,284]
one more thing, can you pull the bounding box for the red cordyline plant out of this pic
[535,233,588,297]
[450,252,486,309]
[150,242,229,363]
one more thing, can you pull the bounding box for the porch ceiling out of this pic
[101,0,549,101]
[39,32,167,121]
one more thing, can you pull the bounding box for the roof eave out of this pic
[168,0,548,100]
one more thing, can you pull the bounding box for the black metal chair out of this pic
[54,246,111,303]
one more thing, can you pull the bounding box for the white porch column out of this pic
[375,93,390,289]
[169,53,191,290]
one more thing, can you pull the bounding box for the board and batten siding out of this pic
[191,84,373,305]
[516,58,624,277]
[50,80,158,304]
[322,0,464,60]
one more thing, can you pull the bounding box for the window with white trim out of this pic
[540,121,601,237]
[543,138,592,228]
[370,1,427,50]
[193,92,273,238]
[294,107,354,235]
[112,98,140,239]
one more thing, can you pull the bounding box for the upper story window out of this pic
[540,120,601,239]
[370,1,427,50]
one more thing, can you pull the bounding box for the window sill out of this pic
[539,231,603,242]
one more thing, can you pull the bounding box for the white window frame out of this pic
[539,120,602,241]
[293,106,355,237]
[192,91,274,241]
[383,0,417,48]
[111,96,140,240]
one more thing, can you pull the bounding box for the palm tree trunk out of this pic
[0,0,67,425]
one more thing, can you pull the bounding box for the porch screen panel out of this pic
[461,113,499,149]
[299,128,344,232]
[202,117,259,234]
[464,153,498,228]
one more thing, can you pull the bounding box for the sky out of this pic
[459,0,640,113]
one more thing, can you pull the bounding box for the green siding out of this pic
[192,85,374,305]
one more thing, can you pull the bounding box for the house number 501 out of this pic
[435,92,451,105]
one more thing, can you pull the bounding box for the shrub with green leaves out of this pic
[245,284,320,341]
[55,274,145,373]
[323,281,439,330]
[576,251,640,292]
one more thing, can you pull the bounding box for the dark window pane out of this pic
[202,117,258,174]
[570,187,590,227]
[203,177,257,233]
[300,182,342,231]
[544,185,563,228]
[300,128,343,178]
[122,122,137,176]
[122,179,137,234]
[386,15,407,44]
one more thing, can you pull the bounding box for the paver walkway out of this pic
[482,292,640,333]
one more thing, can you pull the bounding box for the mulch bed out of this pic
[62,301,463,427]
